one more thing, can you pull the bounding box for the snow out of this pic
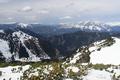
[70,52,82,64]
[0,39,12,60]
[0,30,42,62]
[60,21,111,32]
[12,31,32,42]
[83,67,120,80]
[21,42,41,62]
[0,65,30,80]
[42,65,53,74]
[18,23,28,28]
[90,37,120,65]
[89,39,106,52]
[0,30,4,33]
[107,66,120,78]
[13,31,50,62]
[13,31,42,62]
[67,66,79,73]
[28,71,39,78]
[83,69,112,80]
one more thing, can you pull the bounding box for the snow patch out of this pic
[0,39,12,60]
[0,65,30,80]
[67,66,79,73]
[70,52,82,64]
[83,69,112,80]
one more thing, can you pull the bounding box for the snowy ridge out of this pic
[60,21,112,32]
[69,52,82,64]
[12,31,50,62]
[0,30,39,61]
[69,37,120,65]
[90,37,120,65]
[0,30,50,62]
[0,30,4,33]
[12,31,32,43]
[1,21,120,33]
[17,23,29,28]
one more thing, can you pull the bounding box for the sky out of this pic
[0,0,120,24]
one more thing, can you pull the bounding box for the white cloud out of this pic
[0,0,120,23]
[8,17,13,20]
[38,10,49,14]
[106,22,120,26]
[60,16,72,20]
[20,6,32,12]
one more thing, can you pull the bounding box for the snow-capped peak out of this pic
[60,21,112,32]
[0,29,4,33]
[17,23,29,28]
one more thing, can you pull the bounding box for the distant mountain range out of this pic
[1,21,120,36]
[18,21,120,34]
[0,21,120,62]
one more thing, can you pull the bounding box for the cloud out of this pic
[0,0,10,3]
[20,6,32,12]
[65,1,75,7]
[60,16,72,20]
[106,22,120,26]
[38,10,49,14]
[8,17,13,20]
[0,0,120,23]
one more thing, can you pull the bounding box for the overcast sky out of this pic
[0,0,120,24]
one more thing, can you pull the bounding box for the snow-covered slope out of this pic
[0,65,30,80]
[0,29,51,62]
[69,37,120,65]
[0,39,12,60]
[12,31,45,62]
[69,52,82,64]
[90,37,120,65]
[83,66,120,80]
[83,69,112,80]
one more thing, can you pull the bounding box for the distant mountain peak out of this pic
[59,21,112,32]
[17,23,29,28]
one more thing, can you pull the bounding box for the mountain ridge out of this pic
[0,22,120,62]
